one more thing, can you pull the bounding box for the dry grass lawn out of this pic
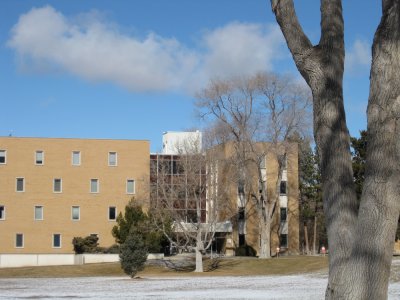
[0,255,328,278]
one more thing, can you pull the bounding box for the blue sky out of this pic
[0,1,380,152]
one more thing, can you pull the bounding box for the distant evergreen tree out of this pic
[350,131,400,240]
[350,130,367,200]
[112,198,169,254]
[119,230,148,278]
[291,132,324,254]
[112,199,147,245]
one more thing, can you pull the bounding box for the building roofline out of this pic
[0,136,150,143]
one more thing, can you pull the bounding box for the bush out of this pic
[102,244,120,254]
[235,245,257,257]
[119,231,148,278]
[72,235,99,254]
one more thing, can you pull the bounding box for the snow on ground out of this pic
[1,273,400,300]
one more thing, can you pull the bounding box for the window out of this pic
[16,233,24,248]
[239,234,246,247]
[238,207,245,221]
[35,151,44,165]
[260,155,266,169]
[280,234,288,248]
[16,178,24,192]
[126,179,135,194]
[34,206,43,220]
[259,180,266,194]
[90,179,99,193]
[109,207,116,220]
[280,181,287,195]
[280,207,287,222]
[72,206,80,220]
[282,157,287,170]
[108,152,117,166]
[0,206,5,220]
[53,234,61,248]
[72,151,81,166]
[0,150,6,164]
[53,178,62,193]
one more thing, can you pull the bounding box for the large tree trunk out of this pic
[326,2,400,298]
[271,0,400,299]
[259,215,271,258]
[271,0,358,293]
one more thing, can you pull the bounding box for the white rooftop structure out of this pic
[162,131,202,155]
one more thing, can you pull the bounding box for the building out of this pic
[162,131,202,155]
[0,133,299,256]
[150,153,207,223]
[208,142,300,256]
[151,139,300,257]
[0,137,149,254]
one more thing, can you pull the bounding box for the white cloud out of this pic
[8,6,286,93]
[202,23,285,78]
[345,39,371,74]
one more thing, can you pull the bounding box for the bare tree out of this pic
[196,72,311,258]
[271,1,400,298]
[150,144,230,272]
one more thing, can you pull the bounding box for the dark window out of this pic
[238,207,245,220]
[239,234,246,246]
[159,160,171,174]
[0,206,4,219]
[280,181,287,195]
[54,178,62,192]
[16,178,24,192]
[187,210,197,223]
[53,234,61,248]
[16,233,23,248]
[109,207,116,220]
[150,159,157,175]
[35,151,44,165]
[0,150,5,164]
[280,208,287,222]
[280,234,288,248]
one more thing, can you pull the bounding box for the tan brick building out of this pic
[0,135,298,257]
[0,137,149,254]
[209,142,300,256]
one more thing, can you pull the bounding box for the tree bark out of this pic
[271,0,400,298]
[259,213,271,258]
[271,0,358,294]
[195,230,204,272]
[326,1,400,298]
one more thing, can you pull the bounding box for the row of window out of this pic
[0,205,117,221]
[14,233,62,248]
[0,150,118,166]
[12,178,135,194]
